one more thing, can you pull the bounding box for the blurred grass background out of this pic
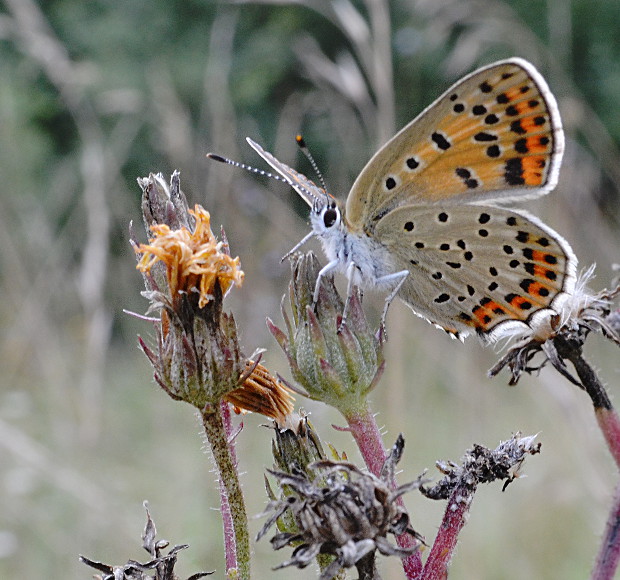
[1,0,619,578]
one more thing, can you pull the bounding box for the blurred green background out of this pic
[1,0,619,578]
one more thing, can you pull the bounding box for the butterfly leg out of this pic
[281,230,316,262]
[313,258,340,305]
[338,261,363,331]
[377,270,409,336]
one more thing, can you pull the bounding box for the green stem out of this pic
[201,403,250,580]
[219,401,237,574]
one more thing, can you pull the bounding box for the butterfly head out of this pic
[310,196,342,235]
[306,195,353,270]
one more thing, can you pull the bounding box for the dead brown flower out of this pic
[136,204,243,310]
[258,435,422,580]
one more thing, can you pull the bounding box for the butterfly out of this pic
[210,58,577,342]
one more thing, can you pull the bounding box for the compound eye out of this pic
[323,207,338,228]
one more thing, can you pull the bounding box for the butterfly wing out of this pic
[373,204,576,340]
[346,58,564,229]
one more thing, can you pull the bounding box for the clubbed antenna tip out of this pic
[206,152,228,164]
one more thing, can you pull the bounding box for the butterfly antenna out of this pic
[206,152,290,185]
[296,135,328,192]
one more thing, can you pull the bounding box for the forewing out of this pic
[346,59,564,228]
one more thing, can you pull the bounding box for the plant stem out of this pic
[421,481,474,580]
[591,480,620,580]
[346,404,422,579]
[552,337,620,580]
[219,401,237,574]
[346,405,388,476]
[596,409,620,471]
[201,402,250,580]
[553,336,620,468]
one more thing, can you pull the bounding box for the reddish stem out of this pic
[552,338,620,578]
[554,337,620,467]
[421,482,474,580]
[591,479,620,580]
[346,405,423,579]
[596,408,620,470]
[346,406,388,476]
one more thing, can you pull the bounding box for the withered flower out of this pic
[421,433,542,501]
[264,412,335,571]
[490,268,620,386]
[133,173,292,422]
[419,434,541,579]
[269,412,336,477]
[133,173,246,410]
[136,204,244,311]
[258,435,422,580]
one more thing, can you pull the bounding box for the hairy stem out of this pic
[346,404,422,579]
[554,336,620,467]
[421,481,474,580]
[591,480,620,580]
[202,402,250,579]
[219,401,237,574]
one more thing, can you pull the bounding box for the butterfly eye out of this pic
[323,207,338,228]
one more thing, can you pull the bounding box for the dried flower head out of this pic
[263,412,337,571]
[421,433,542,500]
[268,252,384,417]
[269,412,339,478]
[136,204,243,310]
[418,434,541,579]
[258,435,421,580]
[132,173,256,413]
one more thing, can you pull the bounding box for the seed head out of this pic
[258,435,421,580]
